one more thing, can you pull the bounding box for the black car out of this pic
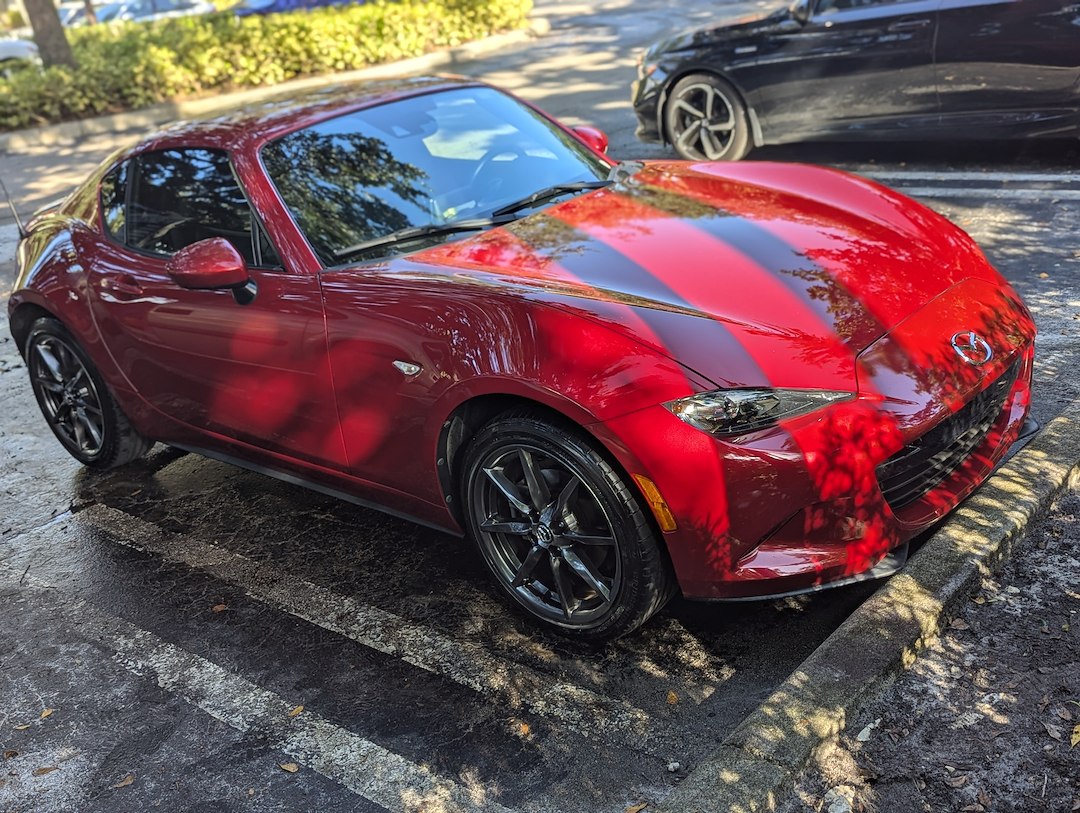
[632,0,1080,160]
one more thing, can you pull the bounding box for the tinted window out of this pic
[126,148,279,267]
[817,0,902,12]
[262,86,609,265]
[100,161,128,242]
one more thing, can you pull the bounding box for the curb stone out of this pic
[658,396,1080,813]
[0,18,551,154]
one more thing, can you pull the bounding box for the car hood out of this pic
[413,161,1022,393]
[646,5,791,57]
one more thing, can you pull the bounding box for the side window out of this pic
[816,0,901,13]
[100,161,128,243]
[126,148,281,268]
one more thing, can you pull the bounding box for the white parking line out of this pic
[862,170,1080,184]
[881,186,1080,202]
[0,556,516,813]
[80,504,665,756]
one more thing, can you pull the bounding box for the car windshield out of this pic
[261,85,611,265]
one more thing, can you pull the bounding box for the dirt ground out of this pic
[782,488,1080,813]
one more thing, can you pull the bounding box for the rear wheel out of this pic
[665,73,752,161]
[25,317,153,470]
[460,413,675,639]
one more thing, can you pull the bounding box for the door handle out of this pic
[888,18,932,32]
[102,275,145,300]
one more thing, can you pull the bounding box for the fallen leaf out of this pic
[13,724,30,731]
[212,603,227,613]
[960,805,984,812]
[1038,667,1055,675]
[666,690,679,706]
[1057,707,1074,722]
[626,804,649,813]
[949,618,971,631]
[1072,798,1080,811]
[978,788,992,806]
[945,774,969,788]
[288,705,304,718]
[32,766,58,777]
[279,763,299,773]
[1071,724,1080,748]
[516,722,530,737]
[112,774,135,789]
[1040,272,1050,279]
[1044,722,1064,741]
[39,709,54,720]
[2,750,17,759]
[972,595,986,605]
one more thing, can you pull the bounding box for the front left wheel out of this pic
[25,317,153,470]
[460,413,675,639]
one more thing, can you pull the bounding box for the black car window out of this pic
[100,160,128,243]
[816,0,902,13]
[126,148,280,267]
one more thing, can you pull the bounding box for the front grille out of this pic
[877,361,1020,511]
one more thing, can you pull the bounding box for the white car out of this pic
[0,38,38,76]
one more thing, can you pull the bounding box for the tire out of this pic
[665,73,752,161]
[460,412,675,640]
[25,317,153,470]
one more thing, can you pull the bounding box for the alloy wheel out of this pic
[669,81,739,160]
[471,443,622,627]
[29,334,106,458]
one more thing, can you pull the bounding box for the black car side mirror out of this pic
[789,0,812,24]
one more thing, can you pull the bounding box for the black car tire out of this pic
[665,73,752,161]
[25,317,153,470]
[460,412,676,639]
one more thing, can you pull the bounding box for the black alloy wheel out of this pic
[25,317,152,469]
[461,413,675,639]
[665,73,751,161]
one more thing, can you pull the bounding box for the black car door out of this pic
[935,0,1080,135]
[752,0,939,140]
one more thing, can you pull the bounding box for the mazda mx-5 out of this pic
[9,77,1035,637]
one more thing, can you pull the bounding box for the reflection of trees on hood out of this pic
[264,130,428,263]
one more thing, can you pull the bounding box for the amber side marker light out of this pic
[631,474,678,532]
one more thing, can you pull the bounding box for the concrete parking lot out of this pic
[1,0,1078,810]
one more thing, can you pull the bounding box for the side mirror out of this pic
[167,237,250,290]
[573,125,609,155]
[789,0,811,24]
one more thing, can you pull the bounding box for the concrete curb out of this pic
[658,397,1080,813]
[0,18,551,153]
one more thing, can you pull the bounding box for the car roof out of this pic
[128,74,482,157]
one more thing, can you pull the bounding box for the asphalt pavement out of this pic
[1,1,1079,810]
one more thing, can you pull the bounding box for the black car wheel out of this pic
[665,73,751,161]
[461,412,675,639]
[25,317,153,470]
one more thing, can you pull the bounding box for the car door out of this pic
[85,147,348,469]
[752,0,940,139]
[935,0,1080,132]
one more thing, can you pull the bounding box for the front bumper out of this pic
[595,333,1035,602]
[631,66,668,144]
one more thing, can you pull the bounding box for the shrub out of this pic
[0,0,532,130]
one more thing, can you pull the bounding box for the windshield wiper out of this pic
[333,215,518,261]
[491,180,612,217]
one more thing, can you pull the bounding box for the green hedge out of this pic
[0,0,531,131]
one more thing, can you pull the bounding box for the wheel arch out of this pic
[658,67,765,148]
[9,301,59,357]
[435,393,670,555]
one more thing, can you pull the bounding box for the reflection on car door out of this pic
[85,148,348,469]
[935,0,1080,135]
[753,0,939,141]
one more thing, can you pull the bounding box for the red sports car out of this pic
[9,76,1035,638]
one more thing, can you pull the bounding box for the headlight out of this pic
[665,388,853,437]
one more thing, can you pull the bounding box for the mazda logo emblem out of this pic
[951,331,994,366]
